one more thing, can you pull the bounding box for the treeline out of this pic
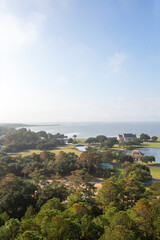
[0,151,114,179]
[85,134,159,150]
[0,167,158,239]
[1,128,66,152]
[0,150,152,182]
[0,126,15,137]
[85,135,118,148]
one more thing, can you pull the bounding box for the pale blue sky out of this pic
[0,0,160,122]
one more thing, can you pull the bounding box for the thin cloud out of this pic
[0,12,45,53]
[108,52,128,73]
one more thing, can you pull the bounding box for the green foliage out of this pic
[78,152,101,175]
[3,128,65,152]
[100,225,137,240]
[0,132,160,239]
[20,231,43,240]
[54,151,78,175]
[85,137,97,144]
[104,138,117,148]
[145,181,160,199]
[97,177,145,210]
[152,136,158,141]
[142,155,155,163]
[0,126,15,137]
[124,164,152,182]
[101,151,114,163]
[0,218,21,240]
[36,183,68,208]
[68,138,74,143]
[0,174,37,218]
[119,153,134,163]
[23,206,36,220]
[140,133,150,141]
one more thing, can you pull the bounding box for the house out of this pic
[130,150,143,161]
[117,133,137,142]
[117,134,123,141]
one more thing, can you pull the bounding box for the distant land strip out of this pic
[0,123,60,128]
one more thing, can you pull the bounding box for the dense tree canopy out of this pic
[3,129,66,152]
[0,130,159,239]
[140,133,150,141]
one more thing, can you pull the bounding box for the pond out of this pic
[76,145,160,163]
[137,148,160,163]
[76,146,87,152]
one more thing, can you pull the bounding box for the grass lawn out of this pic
[9,145,82,157]
[141,141,160,148]
[77,138,86,142]
[112,144,123,150]
[149,166,160,179]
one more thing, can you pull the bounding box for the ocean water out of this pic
[24,122,160,138]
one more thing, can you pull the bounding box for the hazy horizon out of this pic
[2,121,160,124]
[1,0,160,122]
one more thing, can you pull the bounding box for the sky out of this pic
[1,0,160,123]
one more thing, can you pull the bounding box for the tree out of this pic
[68,138,74,143]
[101,151,114,163]
[21,166,32,179]
[124,164,152,182]
[0,218,21,240]
[73,135,77,141]
[140,133,150,141]
[68,170,96,204]
[145,181,160,199]
[101,225,137,240]
[95,135,107,143]
[119,154,134,163]
[152,136,158,141]
[36,182,68,208]
[54,151,78,176]
[142,156,155,163]
[104,138,116,148]
[97,177,145,210]
[97,178,118,210]
[78,152,101,175]
[130,198,153,239]
[85,137,96,144]
[0,174,37,218]
[21,231,43,240]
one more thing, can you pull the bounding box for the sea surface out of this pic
[23,122,160,138]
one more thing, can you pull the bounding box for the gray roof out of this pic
[123,133,136,138]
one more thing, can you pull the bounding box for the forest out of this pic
[0,148,159,239]
[0,128,66,152]
[0,127,159,239]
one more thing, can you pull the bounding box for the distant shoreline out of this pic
[25,124,60,127]
[0,123,61,128]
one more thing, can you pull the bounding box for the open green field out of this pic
[77,138,86,142]
[149,166,160,179]
[9,145,82,157]
[112,144,123,150]
[141,141,160,148]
